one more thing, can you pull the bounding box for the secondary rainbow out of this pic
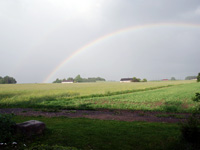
[43,22,200,83]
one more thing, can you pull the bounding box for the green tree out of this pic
[67,77,74,81]
[142,78,147,82]
[0,76,17,84]
[74,75,82,82]
[132,77,137,82]
[171,77,176,80]
[0,76,3,84]
[185,76,197,80]
[53,78,62,83]
[132,77,140,82]
[197,73,200,82]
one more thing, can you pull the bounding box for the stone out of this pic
[15,120,46,137]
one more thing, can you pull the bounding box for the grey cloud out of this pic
[0,0,199,83]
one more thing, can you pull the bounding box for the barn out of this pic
[120,78,133,83]
[61,80,74,83]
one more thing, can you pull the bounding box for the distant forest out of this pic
[0,76,17,84]
[53,75,106,83]
[185,76,197,80]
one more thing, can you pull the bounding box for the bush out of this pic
[197,73,200,82]
[180,115,200,144]
[0,114,16,143]
[192,93,200,102]
[180,92,200,146]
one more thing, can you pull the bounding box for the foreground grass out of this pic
[12,116,181,150]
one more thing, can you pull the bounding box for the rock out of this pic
[15,120,46,137]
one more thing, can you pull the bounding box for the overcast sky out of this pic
[0,0,200,83]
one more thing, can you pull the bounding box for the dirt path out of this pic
[0,108,193,123]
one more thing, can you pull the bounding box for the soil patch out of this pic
[0,108,194,123]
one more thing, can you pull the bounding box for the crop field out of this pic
[0,80,198,112]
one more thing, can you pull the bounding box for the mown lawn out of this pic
[13,116,182,150]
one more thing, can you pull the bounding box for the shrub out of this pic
[180,115,200,144]
[180,92,200,145]
[192,93,200,102]
[0,114,16,143]
[192,93,200,113]
[197,73,200,82]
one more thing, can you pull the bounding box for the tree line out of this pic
[0,76,17,84]
[185,73,200,81]
[53,75,106,83]
[132,77,147,82]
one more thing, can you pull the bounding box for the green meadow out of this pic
[0,80,198,112]
[12,116,182,150]
[1,80,200,150]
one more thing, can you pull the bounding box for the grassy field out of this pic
[67,82,199,112]
[0,80,199,150]
[12,116,182,150]
[0,80,199,112]
[0,80,193,96]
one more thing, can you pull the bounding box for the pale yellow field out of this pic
[0,80,194,96]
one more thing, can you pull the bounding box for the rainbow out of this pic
[43,22,200,83]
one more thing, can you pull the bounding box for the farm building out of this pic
[162,79,169,81]
[120,78,133,83]
[61,80,74,83]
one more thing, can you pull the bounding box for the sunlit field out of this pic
[0,80,198,112]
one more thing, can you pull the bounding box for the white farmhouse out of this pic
[61,80,74,83]
[120,78,133,83]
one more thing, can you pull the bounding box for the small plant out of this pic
[0,114,16,143]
